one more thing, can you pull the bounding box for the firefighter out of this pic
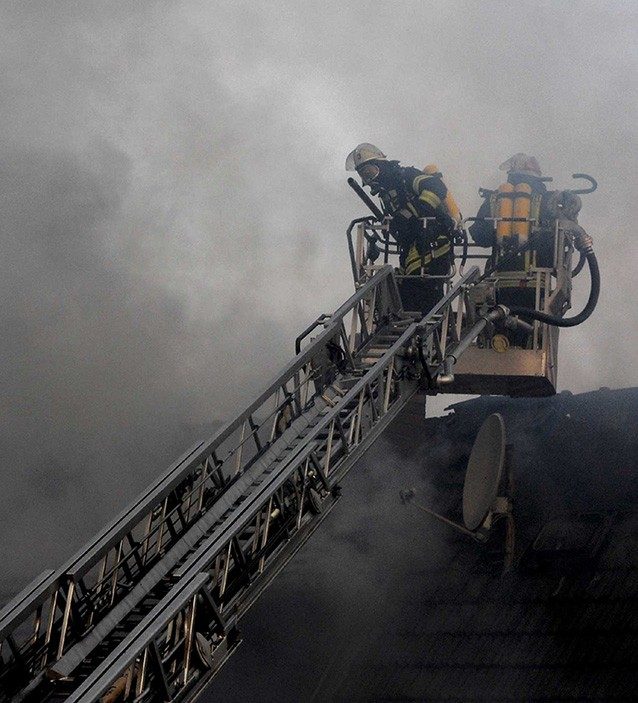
[468,154,554,346]
[346,144,457,315]
[469,153,552,255]
[469,154,589,346]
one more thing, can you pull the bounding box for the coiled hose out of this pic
[509,251,600,327]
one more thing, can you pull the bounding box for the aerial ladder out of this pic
[0,175,599,703]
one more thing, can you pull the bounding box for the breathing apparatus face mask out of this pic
[357,162,381,186]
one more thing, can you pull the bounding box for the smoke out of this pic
[1,1,636,595]
[0,4,344,589]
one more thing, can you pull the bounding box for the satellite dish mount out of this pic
[400,413,515,568]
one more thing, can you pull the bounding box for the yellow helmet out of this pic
[345,143,386,171]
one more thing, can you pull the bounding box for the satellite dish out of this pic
[462,413,506,531]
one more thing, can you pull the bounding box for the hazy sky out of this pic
[1,0,637,589]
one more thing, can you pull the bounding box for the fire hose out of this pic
[509,248,600,328]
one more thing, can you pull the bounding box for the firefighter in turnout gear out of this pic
[469,154,552,347]
[469,153,589,346]
[469,153,554,263]
[346,143,458,315]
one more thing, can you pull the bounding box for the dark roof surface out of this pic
[204,388,638,702]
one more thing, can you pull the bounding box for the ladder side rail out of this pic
[168,440,328,587]
[0,442,210,686]
[197,330,421,683]
[74,381,416,703]
[148,331,420,697]
[70,456,344,703]
[0,572,56,643]
[48,420,319,681]
[191,263,398,484]
[0,442,221,690]
[0,441,222,678]
[61,441,207,582]
[46,389,342,681]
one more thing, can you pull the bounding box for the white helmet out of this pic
[345,143,386,171]
[499,153,542,178]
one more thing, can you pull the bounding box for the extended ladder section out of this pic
[1,265,478,703]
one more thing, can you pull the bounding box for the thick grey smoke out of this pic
[1,1,636,593]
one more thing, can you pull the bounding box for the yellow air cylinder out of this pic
[495,182,515,243]
[423,163,462,224]
[513,182,532,243]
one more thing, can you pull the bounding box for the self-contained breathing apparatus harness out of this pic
[347,176,467,272]
[373,161,451,272]
[476,173,600,328]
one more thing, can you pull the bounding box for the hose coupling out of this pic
[503,315,534,334]
[482,304,510,323]
[575,232,594,254]
[570,224,594,254]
